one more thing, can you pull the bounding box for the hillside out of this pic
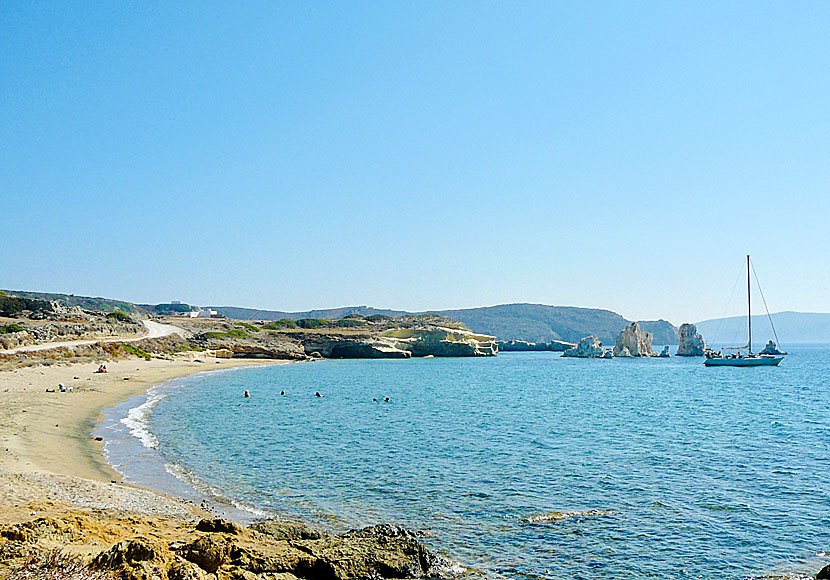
[695,311,830,345]
[436,304,677,345]
[216,303,679,345]
[4,290,680,346]
[214,305,408,321]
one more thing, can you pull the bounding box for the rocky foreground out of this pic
[0,511,461,580]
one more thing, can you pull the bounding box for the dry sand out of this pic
[0,355,282,524]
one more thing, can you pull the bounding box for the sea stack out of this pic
[675,323,707,356]
[759,340,786,355]
[613,323,655,357]
[562,335,611,358]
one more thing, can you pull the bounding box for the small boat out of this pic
[704,255,785,367]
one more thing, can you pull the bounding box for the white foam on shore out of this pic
[121,387,167,449]
[119,367,246,451]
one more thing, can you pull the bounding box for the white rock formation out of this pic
[613,322,655,357]
[675,323,707,356]
[561,335,611,358]
[759,340,786,355]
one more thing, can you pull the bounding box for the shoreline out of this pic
[0,354,285,522]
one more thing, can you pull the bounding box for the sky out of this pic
[2,2,829,325]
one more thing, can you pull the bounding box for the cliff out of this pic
[178,315,496,360]
[497,339,575,352]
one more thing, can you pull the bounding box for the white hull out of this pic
[704,355,784,367]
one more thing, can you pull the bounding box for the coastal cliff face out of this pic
[497,339,575,352]
[613,323,655,357]
[303,326,497,358]
[180,314,496,360]
[562,336,612,358]
[675,323,707,356]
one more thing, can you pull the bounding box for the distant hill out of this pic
[4,289,680,346]
[214,305,408,321]
[695,311,830,345]
[4,290,145,314]
[435,304,678,345]
[216,302,679,345]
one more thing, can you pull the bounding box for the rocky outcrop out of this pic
[613,323,655,357]
[497,340,575,352]
[675,323,707,356]
[658,345,670,357]
[759,340,786,355]
[562,335,611,358]
[0,318,145,351]
[382,327,496,357]
[1,515,459,580]
[301,326,496,359]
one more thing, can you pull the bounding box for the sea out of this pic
[96,346,830,580]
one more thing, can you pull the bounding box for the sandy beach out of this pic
[0,355,279,524]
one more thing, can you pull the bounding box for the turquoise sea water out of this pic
[99,347,830,579]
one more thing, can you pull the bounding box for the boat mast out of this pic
[747,254,752,354]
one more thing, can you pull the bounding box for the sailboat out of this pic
[704,255,785,367]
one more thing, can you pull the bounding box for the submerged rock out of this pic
[521,509,616,523]
[562,336,611,358]
[675,323,707,356]
[613,323,655,357]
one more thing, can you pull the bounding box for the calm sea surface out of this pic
[98,346,830,579]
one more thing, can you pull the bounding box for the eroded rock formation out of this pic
[613,323,655,357]
[759,340,786,355]
[497,340,575,352]
[562,335,611,358]
[675,323,707,356]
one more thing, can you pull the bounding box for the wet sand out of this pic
[0,355,281,523]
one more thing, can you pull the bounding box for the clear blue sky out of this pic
[2,2,829,325]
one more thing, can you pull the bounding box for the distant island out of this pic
[695,311,830,345]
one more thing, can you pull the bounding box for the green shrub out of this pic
[334,318,367,327]
[106,311,134,323]
[296,318,329,329]
[263,319,298,330]
[236,322,259,333]
[0,323,26,334]
[204,328,248,339]
[366,314,392,323]
[122,344,151,360]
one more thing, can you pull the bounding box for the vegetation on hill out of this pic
[213,305,407,321]
[0,294,53,317]
[5,290,139,314]
[4,289,683,345]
